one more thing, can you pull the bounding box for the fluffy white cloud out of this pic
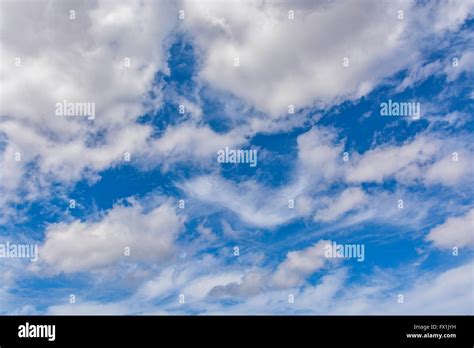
[346,133,474,187]
[0,0,177,217]
[181,0,474,116]
[431,0,474,33]
[145,124,247,170]
[271,240,334,288]
[181,271,243,301]
[346,135,441,184]
[0,0,174,125]
[388,261,473,314]
[314,187,368,223]
[36,200,184,274]
[426,209,474,249]
[182,0,415,115]
[209,271,267,298]
[424,151,473,185]
[1,120,151,183]
[444,50,474,82]
[296,127,344,183]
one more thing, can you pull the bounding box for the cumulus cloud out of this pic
[181,271,243,302]
[346,135,441,184]
[1,120,151,183]
[444,50,474,82]
[0,0,177,217]
[430,0,474,33]
[426,209,474,249]
[314,187,368,223]
[36,200,184,274]
[181,0,421,115]
[0,0,174,125]
[208,271,267,298]
[145,124,247,170]
[181,0,474,116]
[296,127,344,183]
[424,151,473,185]
[271,240,334,288]
[346,133,474,187]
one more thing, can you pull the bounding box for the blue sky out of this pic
[0,0,473,315]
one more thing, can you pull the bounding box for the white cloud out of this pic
[390,261,474,314]
[36,200,184,274]
[145,123,247,170]
[444,50,474,82]
[431,0,474,33]
[346,135,441,184]
[40,259,474,315]
[0,0,177,217]
[135,254,249,307]
[0,0,174,125]
[209,271,267,298]
[271,240,334,288]
[317,262,474,315]
[48,301,129,315]
[137,267,177,301]
[355,261,474,315]
[346,133,474,187]
[296,127,344,183]
[1,120,152,183]
[426,209,474,249]
[205,261,474,315]
[178,126,345,228]
[180,174,314,228]
[181,271,243,301]
[396,60,443,93]
[424,151,473,185]
[180,0,474,116]
[314,187,368,223]
[178,127,459,230]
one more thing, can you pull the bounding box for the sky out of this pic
[0,0,473,315]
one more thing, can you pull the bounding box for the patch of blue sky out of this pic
[7,272,95,313]
[71,165,179,214]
